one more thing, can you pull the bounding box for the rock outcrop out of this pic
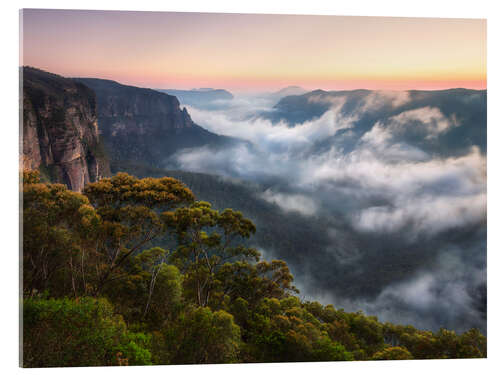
[73,78,235,169]
[21,67,110,191]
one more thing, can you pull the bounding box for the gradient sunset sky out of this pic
[21,9,486,92]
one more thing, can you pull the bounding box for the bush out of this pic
[23,297,152,367]
[166,307,241,364]
[372,346,413,360]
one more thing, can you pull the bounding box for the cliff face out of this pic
[74,78,231,169]
[21,67,110,191]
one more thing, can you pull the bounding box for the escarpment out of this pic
[21,67,110,191]
[73,78,233,169]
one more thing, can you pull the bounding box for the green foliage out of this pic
[372,346,413,360]
[23,297,152,367]
[22,169,41,185]
[84,172,194,209]
[312,337,355,361]
[22,175,101,297]
[21,172,487,366]
[165,201,260,307]
[82,173,194,293]
[217,260,299,308]
[244,297,352,363]
[348,314,385,356]
[458,328,487,358]
[106,248,184,328]
[115,332,153,365]
[381,323,487,360]
[165,307,241,364]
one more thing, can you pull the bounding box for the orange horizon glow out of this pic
[21,10,486,93]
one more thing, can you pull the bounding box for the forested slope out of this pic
[22,171,486,367]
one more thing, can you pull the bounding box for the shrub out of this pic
[23,297,152,367]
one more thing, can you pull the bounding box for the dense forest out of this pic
[22,170,486,367]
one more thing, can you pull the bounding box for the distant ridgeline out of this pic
[156,88,234,108]
[260,88,486,156]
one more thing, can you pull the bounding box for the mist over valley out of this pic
[159,87,487,333]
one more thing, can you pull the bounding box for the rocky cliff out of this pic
[74,78,235,170]
[21,67,110,191]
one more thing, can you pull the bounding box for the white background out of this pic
[1,0,498,373]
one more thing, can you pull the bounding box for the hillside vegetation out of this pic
[22,170,486,366]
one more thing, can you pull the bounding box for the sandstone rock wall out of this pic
[74,78,227,168]
[21,67,110,191]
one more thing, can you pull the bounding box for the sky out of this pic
[21,9,486,92]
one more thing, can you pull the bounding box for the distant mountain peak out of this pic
[308,89,328,95]
[273,86,308,97]
[281,85,303,90]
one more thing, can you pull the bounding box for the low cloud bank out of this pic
[169,91,486,333]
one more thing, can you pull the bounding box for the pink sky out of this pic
[21,10,486,93]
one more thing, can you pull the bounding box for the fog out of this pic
[166,90,486,333]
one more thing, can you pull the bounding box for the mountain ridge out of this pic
[74,77,239,170]
[155,88,234,108]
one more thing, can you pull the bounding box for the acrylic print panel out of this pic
[20,8,486,367]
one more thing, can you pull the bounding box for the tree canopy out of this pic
[21,171,487,367]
